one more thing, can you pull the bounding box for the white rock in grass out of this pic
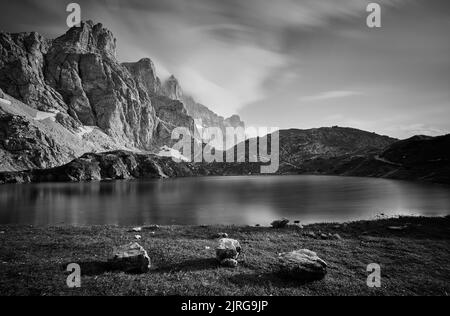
[216,238,242,261]
[109,242,151,273]
[278,249,327,281]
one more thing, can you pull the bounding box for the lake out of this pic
[0,175,449,226]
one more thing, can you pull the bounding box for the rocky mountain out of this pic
[1,21,447,185]
[157,73,245,146]
[0,150,223,184]
[0,21,159,152]
[1,123,449,184]
[338,134,450,183]
[162,75,183,101]
[0,21,242,172]
[219,128,450,184]
[274,127,397,172]
[182,95,244,134]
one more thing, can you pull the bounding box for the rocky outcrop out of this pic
[0,32,67,112]
[122,58,162,97]
[160,74,245,145]
[162,75,183,101]
[44,21,157,149]
[1,21,240,172]
[182,95,245,136]
[151,96,195,147]
[0,92,127,172]
[0,150,212,184]
[0,22,158,150]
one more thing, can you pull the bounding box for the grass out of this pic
[0,216,449,296]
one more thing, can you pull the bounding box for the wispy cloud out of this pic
[301,90,362,102]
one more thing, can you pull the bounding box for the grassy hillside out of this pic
[0,216,449,296]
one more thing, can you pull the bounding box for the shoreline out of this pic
[1,216,449,296]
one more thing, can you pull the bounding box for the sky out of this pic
[0,0,449,139]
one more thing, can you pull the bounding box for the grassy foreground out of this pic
[0,216,449,296]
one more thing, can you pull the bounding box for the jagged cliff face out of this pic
[44,22,158,149]
[0,21,159,150]
[0,21,245,172]
[0,32,67,112]
[182,95,245,132]
[122,58,162,97]
[159,74,245,134]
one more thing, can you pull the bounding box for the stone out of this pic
[216,238,242,261]
[135,235,142,240]
[131,227,142,232]
[278,249,327,281]
[220,258,238,268]
[271,218,290,229]
[109,242,151,273]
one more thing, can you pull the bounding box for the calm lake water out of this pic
[0,175,449,226]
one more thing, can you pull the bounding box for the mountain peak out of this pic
[163,75,183,100]
[52,20,117,58]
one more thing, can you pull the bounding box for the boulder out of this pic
[278,249,327,281]
[220,258,238,268]
[271,218,289,229]
[109,242,151,273]
[216,238,242,261]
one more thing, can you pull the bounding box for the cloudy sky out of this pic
[1,0,449,139]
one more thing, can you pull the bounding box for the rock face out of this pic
[0,21,244,172]
[216,238,242,267]
[44,21,157,149]
[122,58,162,97]
[109,242,151,273]
[182,95,245,148]
[151,95,195,147]
[278,249,327,281]
[0,32,67,112]
[0,21,158,150]
[162,75,183,101]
